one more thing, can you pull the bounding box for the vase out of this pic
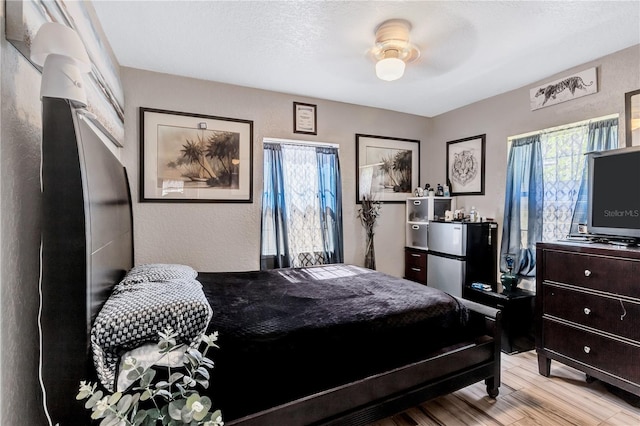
[364,231,376,270]
[500,252,519,292]
[500,271,518,292]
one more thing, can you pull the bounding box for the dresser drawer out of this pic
[543,284,640,342]
[542,250,640,298]
[543,319,640,383]
[405,249,427,268]
[405,249,427,283]
[405,266,426,283]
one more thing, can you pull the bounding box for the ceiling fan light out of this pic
[376,57,405,81]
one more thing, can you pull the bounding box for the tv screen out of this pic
[587,146,640,240]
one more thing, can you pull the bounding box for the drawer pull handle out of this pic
[583,307,591,315]
[411,268,421,272]
[583,346,591,354]
[411,253,421,258]
[412,225,420,230]
[413,200,421,205]
[584,269,592,277]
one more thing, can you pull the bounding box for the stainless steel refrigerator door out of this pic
[427,254,465,297]
[427,221,467,256]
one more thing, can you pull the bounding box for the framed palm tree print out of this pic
[356,134,420,203]
[140,108,253,203]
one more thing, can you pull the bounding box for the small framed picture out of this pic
[446,134,486,196]
[293,102,317,135]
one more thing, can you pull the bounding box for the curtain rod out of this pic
[507,113,619,141]
[263,137,339,148]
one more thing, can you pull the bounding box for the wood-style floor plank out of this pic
[373,350,640,426]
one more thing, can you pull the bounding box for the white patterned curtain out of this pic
[280,144,326,267]
[540,124,589,241]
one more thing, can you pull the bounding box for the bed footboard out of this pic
[458,297,502,398]
[230,299,502,426]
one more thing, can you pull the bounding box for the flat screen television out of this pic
[587,145,640,243]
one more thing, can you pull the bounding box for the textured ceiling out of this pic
[92,1,640,117]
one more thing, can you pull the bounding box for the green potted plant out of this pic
[77,327,223,426]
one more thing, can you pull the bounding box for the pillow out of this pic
[91,277,212,391]
[118,263,198,287]
[115,343,186,392]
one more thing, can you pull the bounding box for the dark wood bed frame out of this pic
[40,97,502,425]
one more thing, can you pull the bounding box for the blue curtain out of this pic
[316,146,344,264]
[261,143,291,269]
[569,118,619,234]
[500,135,543,277]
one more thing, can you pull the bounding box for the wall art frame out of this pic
[140,107,253,203]
[293,102,317,135]
[529,67,598,111]
[6,0,125,145]
[625,89,640,147]
[446,134,486,196]
[355,134,420,203]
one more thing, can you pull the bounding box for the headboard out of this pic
[40,97,133,424]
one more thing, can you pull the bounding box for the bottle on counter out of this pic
[469,206,477,222]
[436,183,444,196]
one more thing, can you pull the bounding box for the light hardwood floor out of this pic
[372,350,640,426]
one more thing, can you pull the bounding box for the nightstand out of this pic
[463,285,535,354]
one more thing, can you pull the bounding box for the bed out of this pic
[40,97,501,425]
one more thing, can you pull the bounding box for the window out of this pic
[502,115,618,277]
[540,124,589,241]
[261,140,343,269]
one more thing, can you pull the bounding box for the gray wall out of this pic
[0,2,48,424]
[428,45,640,225]
[426,45,640,288]
[122,67,430,277]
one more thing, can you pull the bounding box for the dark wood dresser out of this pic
[536,241,640,396]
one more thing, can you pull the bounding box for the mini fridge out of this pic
[426,221,498,297]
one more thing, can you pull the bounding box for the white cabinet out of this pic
[405,197,456,250]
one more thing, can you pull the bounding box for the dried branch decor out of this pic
[357,195,382,270]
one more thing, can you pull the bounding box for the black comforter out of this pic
[198,264,469,421]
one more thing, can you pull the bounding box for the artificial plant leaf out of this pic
[132,409,147,426]
[108,392,122,405]
[85,390,103,409]
[154,389,172,400]
[98,414,116,426]
[127,367,143,381]
[76,390,91,400]
[192,396,212,421]
[168,399,186,420]
[146,407,161,419]
[184,352,198,368]
[90,409,106,420]
[116,393,133,412]
[196,367,210,380]
[140,369,156,387]
[155,380,170,389]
